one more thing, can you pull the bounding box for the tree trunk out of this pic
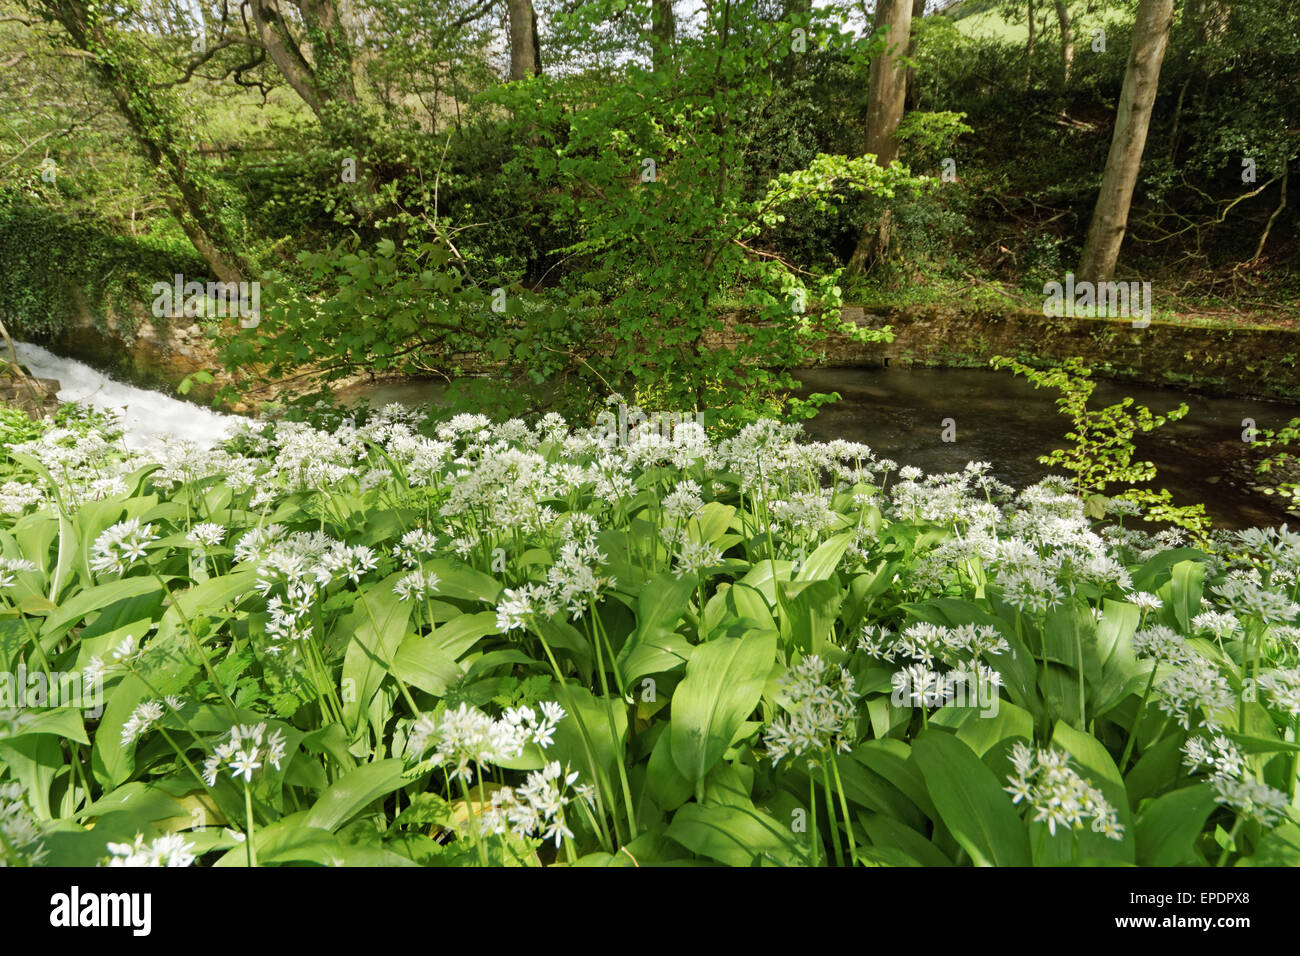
[652,0,676,72]
[29,0,248,282]
[1054,0,1073,85]
[508,0,541,81]
[862,0,913,167]
[1077,0,1175,284]
[845,0,914,277]
[1025,0,1036,87]
[905,0,926,109]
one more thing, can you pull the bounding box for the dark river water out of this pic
[340,368,1300,530]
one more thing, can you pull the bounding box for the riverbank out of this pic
[25,299,1300,414]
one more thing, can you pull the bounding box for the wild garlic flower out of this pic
[104,832,196,867]
[121,699,166,748]
[185,523,226,551]
[479,762,591,848]
[764,655,860,767]
[0,783,48,866]
[544,540,615,619]
[406,702,565,783]
[1132,625,1195,666]
[85,633,146,681]
[0,556,38,588]
[1182,735,1247,781]
[661,481,705,524]
[1125,591,1163,613]
[395,569,440,602]
[89,518,158,575]
[858,625,898,661]
[1155,658,1235,731]
[1004,742,1124,840]
[1257,667,1300,718]
[202,723,288,787]
[999,567,1064,615]
[0,480,45,516]
[869,622,1008,674]
[672,539,722,579]
[1210,777,1290,829]
[1071,553,1132,590]
[1192,611,1241,639]
[496,583,555,632]
[316,543,378,585]
[392,528,441,568]
[1214,578,1300,624]
[891,664,948,708]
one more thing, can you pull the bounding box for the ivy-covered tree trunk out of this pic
[651,0,676,72]
[844,0,913,277]
[1025,0,1036,86]
[1078,0,1175,284]
[507,0,542,81]
[905,0,926,109]
[26,0,248,283]
[1054,0,1074,85]
[247,0,376,212]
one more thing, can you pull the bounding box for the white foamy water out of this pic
[12,342,238,448]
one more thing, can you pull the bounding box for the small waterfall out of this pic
[11,342,238,449]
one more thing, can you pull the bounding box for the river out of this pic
[10,344,1299,528]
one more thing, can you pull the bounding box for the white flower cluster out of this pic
[1213,576,1300,625]
[234,525,378,654]
[121,698,170,747]
[0,556,38,588]
[0,782,48,866]
[89,518,158,575]
[1182,734,1247,781]
[203,723,288,786]
[1258,667,1300,718]
[1154,657,1235,731]
[186,522,226,551]
[495,535,615,629]
[1131,625,1195,665]
[479,762,594,848]
[1004,742,1124,840]
[1209,777,1290,829]
[103,832,196,867]
[406,701,565,783]
[764,655,860,767]
[861,621,1007,710]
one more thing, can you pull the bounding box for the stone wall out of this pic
[811,306,1300,401]
[0,372,61,419]
[39,297,1300,409]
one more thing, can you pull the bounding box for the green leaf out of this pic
[666,799,807,867]
[1050,720,1135,863]
[795,532,852,582]
[303,759,408,832]
[912,730,1031,867]
[1135,785,1216,866]
[670,630,776,785]
[40,576,164,644]
[341,576,413,734]
[422,558,503,604]
[1163,560,1205,633]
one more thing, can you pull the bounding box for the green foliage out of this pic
[0,197,204,339]
[1,404,1296,867]
[477,0,918,418]
[990,356,1210,541]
